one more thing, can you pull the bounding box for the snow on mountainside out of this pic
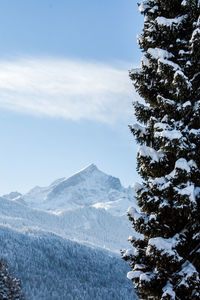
[3,191,22,200]
[0,196,133,251]
[0,226,137,300]
[1,165,138,252]
[17,163,138,215]
[0,165,139,299]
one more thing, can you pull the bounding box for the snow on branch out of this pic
[122,248,138,260]
[147,48,174,60]
[155,15,187,28]
[166,158,197,181]
[138,0,151,13]
[146,235,182,261]
[158,58,181,73]
[142,56,151,68]
[181,0,187,6]
[175,183,196,203]
[138,146,165,162]
[177,261,199,289]
[127,270,143,280]
[174,158,190,172]
[129,68,142,76]
[162,282,176,300]
[130,123,147,138]
[157,95,176,107]
[154,127,182,140]
[127,270,155,284]
[127,207,145,222]
[149,176,167,190]
[173,70,192,89]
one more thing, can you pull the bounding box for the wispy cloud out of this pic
[0,57,140,123]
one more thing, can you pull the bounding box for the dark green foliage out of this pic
[122,0,200,299]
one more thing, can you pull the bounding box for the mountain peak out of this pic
[76,163,98,174]
[3,191,22,200]
[15,164,132,211]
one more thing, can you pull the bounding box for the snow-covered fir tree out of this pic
[0,260,23,299]
[122,0,200,299]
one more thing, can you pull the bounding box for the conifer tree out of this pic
[0,260,23,299]
[122,0,200,299]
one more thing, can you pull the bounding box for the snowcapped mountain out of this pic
[3,191,22,200]
[17,163,137,215]
[1,164,138,251]
[0,165,139,299]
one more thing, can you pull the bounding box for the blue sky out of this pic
[0,0,143,194]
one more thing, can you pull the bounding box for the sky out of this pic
[0,0,144,194]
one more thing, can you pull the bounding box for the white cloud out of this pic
[0,57,140,123]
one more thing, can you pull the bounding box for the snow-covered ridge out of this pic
[1,164,138,252]
[12,163,136,215]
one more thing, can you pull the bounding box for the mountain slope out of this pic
[0,196,133,251]
[0,226,137,300]
[0,165,139,299]
[1,165,139,252]
[17,164,136,214]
